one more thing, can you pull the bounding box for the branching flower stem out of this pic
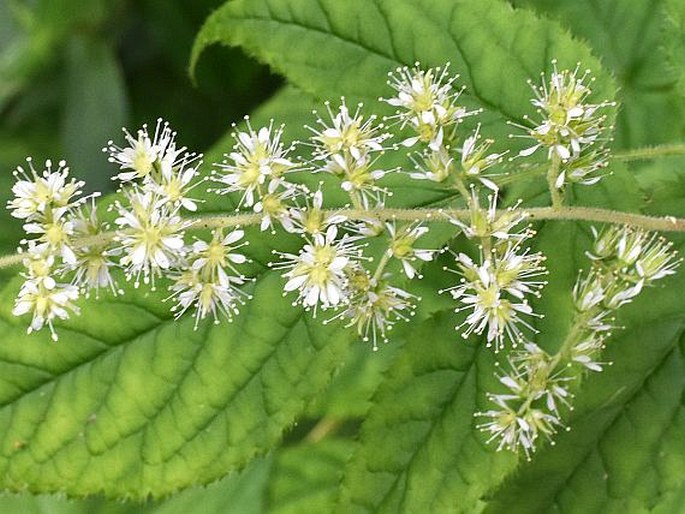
[1,206,684,271]
[548,310,594,371]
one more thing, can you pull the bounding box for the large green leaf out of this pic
[3,0,684,508]
[191,0,616,135]
[0,456,271,513]
[0,270,353,499]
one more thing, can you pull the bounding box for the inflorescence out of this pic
[5,61,681,458]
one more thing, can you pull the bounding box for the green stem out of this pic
[452,176,471,201]
[190,206,685,233]
[547,154,564,210]
[613,143,685,162]
[372,251,392,282]
[348,190,364,211]
[2,206,685,270]
[548,310,593,371]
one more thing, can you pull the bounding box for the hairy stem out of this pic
[613,143,685,162]
[2,206,684,270]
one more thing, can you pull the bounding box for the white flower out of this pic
[383,63,480,150]
[13,278,80,342]
[23,215,78,265]
[253,180,303,233]
[8,158,85,221]
[190,228,249,284]
[114,189,187,288]
[105,119,187,183]
[320,151,389,208]
[587,226,681,288]
[20,245,57,288]
[150,153,204,212]
[493,241,548,300]
[168,269,250,328]
[272,225,362,313]
[329,271,417,350]
[308,100,389,161]
[458,125,505,190]
[288,187,348,237]
[167,228,251,328]
[211,120,296,208]
[635,233,681,281]
[571,333,607,372]
[450,190,529,243]
[386,222,435,279]
[441,249,545,352]
[476,347,565,459]
[409,147,454,182]
[511,61,615,189]
[572,270,605,312]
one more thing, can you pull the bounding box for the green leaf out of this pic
[191,0,616,134]
[336,309,516,514]
[0,456,271,513]
[267,440,354,513]
[509,0,685,147]
[0,271,352,499]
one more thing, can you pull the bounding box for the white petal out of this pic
[284,274,307,292]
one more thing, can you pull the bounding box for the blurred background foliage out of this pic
[0,0,280,276]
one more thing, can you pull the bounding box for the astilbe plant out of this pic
[4,62,683,463]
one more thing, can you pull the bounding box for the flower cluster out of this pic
[511,61,615,190]
[386,65,497,192]
[307,100,391,208]
[167,228,252,328]
[9,159,90,340]
[440,206,547,352]
[271,192,435,349]
[4,61,681,461]
[211,119,302,232]
[8,121,253,339]
[477,225,680,456]
[476,343,568,458]
[383,63,479,150]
